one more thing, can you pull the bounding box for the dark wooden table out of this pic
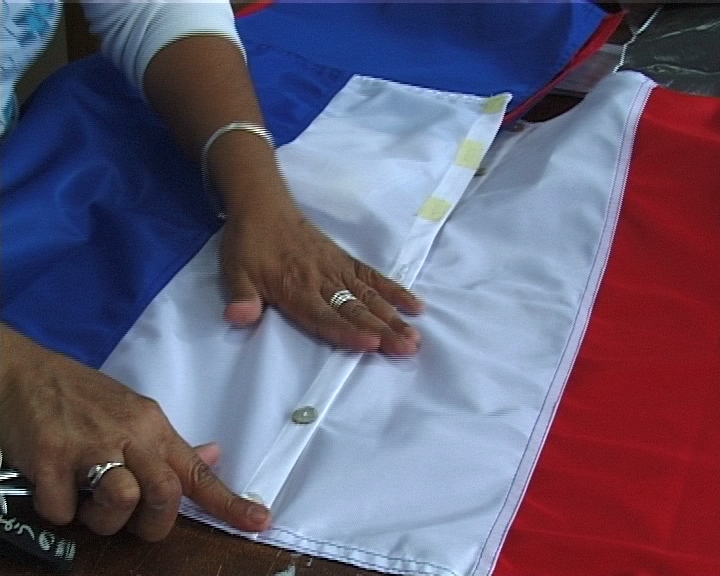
[0,498,381,576]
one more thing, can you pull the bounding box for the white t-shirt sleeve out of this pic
[80,0,244,98]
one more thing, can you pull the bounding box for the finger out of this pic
[33,465,77,525]
[123,449,183,542]
[346,280,422,351]
[168,440,271,532]
[221,249,263,326]
[330,292,418,356]
[283,290,382,352]
[77,465,140,536]
[224,300,263,326]
[353,260,424,315]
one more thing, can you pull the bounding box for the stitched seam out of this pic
[470,78,654,576]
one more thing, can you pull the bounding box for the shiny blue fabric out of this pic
[0,43,350,367]
[236,2,607,115]
[1,55,216,367]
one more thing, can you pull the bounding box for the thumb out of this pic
[222,266,263,326]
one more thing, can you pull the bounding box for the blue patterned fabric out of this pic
[1,0,60,136]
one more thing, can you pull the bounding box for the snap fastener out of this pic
[291,406,318,424]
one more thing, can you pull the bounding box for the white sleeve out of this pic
[80,1,244,98]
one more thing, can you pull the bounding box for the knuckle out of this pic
[222,493,243,518]
[31,459,68,493]
[353,259,380,284]
[186,454,218,495]
[33,434,69,463]
[356,262,402,297]
[37,501,75,526]
[143,469,181,507]
[344,301,367,321]
[105,485,140,512]
[354,285,383,307]
[134,396,171,433]
[136,396,164,419]
[280,256,313,297]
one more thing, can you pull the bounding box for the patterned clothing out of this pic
[1,0,242,139]
[1,0,60,136]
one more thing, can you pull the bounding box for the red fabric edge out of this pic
[234,0,273,19]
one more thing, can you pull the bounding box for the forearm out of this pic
[0,324,45,458]
[0,323,11,419]
[142,35,292,220]
[0,324,27,403]
[82,2,422,352]
[81,0,284,219]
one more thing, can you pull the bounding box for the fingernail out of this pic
[247,504,270,524]
[402,326,421,343]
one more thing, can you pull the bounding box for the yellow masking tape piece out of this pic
[417,196,452,222]
[454,139,484,169]
[482,95,507,114]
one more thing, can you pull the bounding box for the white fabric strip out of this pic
[236,80,509,512]
[101,71,654,576]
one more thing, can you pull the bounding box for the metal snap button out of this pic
[291,406,318,424]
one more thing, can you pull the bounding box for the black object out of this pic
[620,3,720,97]
[0,508,77,573]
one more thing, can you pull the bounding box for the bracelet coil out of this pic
[200,121,275,219]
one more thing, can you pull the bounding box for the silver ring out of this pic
[329,289,357,310]
[87,462,125,489]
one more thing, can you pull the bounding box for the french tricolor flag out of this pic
[2,3,718,576]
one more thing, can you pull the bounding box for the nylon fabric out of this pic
[494,84,720,576]
[235,2,609,117]
[0,55,218,367]
[99,72,651,576]
[0,40,348,366]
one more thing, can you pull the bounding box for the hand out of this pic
[143,33,422,355]
[0,325,271,540]
[220,201,424,355]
